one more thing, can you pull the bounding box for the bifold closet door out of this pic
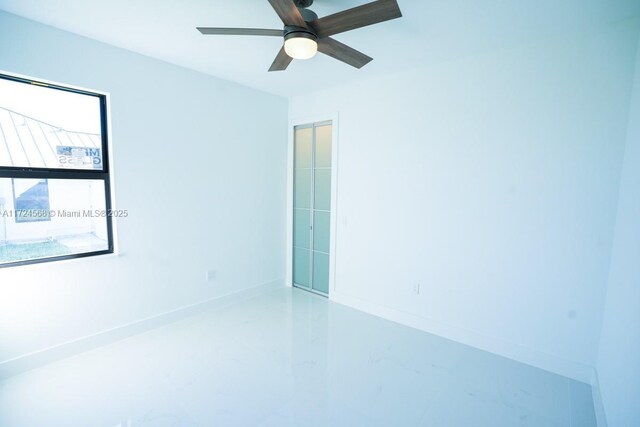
[293,122,332,295]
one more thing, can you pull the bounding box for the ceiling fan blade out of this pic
[318,38,373,69]
[197,27,283,37]
[267,0,307,27]
[269,46,293,72]
[310,0,402,38]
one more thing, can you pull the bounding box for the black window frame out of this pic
[0,72,114,268]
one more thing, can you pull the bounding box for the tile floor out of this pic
[0,287,597,426]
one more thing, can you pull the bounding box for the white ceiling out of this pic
[0,0,638,97]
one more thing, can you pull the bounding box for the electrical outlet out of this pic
[412,282,420,295]
[206,270,217,281]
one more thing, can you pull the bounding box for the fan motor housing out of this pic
[299,8,318,22]
[294,0,314,8]
[284,25,317,40]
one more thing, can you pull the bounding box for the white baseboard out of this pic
[591,370,608,427]
[330,290,595,384]
[0,278,284,380]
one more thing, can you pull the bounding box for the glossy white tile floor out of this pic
[0,287,596,427]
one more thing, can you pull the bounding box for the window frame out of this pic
[0,72,114,268]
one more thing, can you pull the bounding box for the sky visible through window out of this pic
[0,78,100,134]
[0,78,103,170]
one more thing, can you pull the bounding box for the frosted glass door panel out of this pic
[312,251,330,294]
[293,247,310,287]
[294,170,311,209]
[314,125,332,168]
[313,211,330,253]
[294,127,312,168]
[294,209,311,249]
[314,169,331,211]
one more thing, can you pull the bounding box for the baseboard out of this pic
[330,290,595,384]
[0,278,284,380]
[591,370,608,427]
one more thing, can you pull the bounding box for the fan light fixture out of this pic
[284,31,317,60]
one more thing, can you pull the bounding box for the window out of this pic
[0,73,113,267]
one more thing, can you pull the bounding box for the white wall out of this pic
[0,11,287,363]
[290,19,639,377]
[596,30,640,427]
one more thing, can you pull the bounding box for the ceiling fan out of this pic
[197,0,402,71]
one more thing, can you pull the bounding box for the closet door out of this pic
[292,122,332,296]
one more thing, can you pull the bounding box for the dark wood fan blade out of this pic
[197,27,283,37]
[310,0,402,38]
[269,46,293,71]
[267,0,307,27]
[318,38,373,69]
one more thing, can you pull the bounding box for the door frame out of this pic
[286,113,339,296]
